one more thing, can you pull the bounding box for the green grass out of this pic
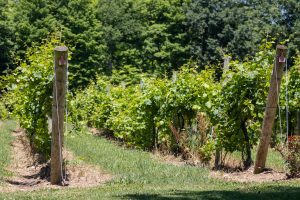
[65,133,215,186]
[228,147,285,171]
[0,120,16,182]
[255,147,286,171]
[0,123,300,199]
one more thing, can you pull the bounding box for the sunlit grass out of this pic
[228,146,285,171]
[66,132,216,186]
[0,120,16,182]
[0,122,299,199]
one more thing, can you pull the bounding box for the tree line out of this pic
[0,0,299,88]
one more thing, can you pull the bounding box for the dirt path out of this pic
[0,128,112,192]
[150,145,295,183]
[210,166,289,183]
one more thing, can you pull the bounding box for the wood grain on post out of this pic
[215,56,231,169]
[254,45,287,174]
[51,46,68,184]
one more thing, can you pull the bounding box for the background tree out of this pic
[7,0,106,88]
[185,0,287,68]
[1,0,299,88]
[96,0,144,75]
[0,0,13,74]
[136,0,190,74]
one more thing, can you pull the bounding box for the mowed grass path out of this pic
[0,120,16,182]
[0,122,300,199]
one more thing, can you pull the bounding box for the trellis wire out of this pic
[285,58,289,146]
[274,57,283,144]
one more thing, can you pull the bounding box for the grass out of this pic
[65,133,215,186]
[0,120,16,182]
[255,147,286,171]
[0,122,300,199]
[228,147,285,171]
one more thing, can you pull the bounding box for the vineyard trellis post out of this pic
[214,56,231,169]
[51,46,68,184]
[296,110,300,135]
[254,45,287,174]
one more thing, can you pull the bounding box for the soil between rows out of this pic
[153,152,290,183]
[1,126,299,192]
[0,128,112,192]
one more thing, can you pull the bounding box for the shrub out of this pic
[213,44,274,168]
[70,64,218,158]
[69,77,112,132]
[2,36,60,158]
[286,136,300,178]
[106,84,147,147]
[277,136,300,178]
[198,138,215,165]
[0,101,9,119]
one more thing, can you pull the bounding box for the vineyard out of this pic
[0,0,300,199]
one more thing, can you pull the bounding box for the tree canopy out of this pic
[0,0,298,87]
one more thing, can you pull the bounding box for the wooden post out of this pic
[254,45,287,174]
[215,56,231,169]
[296,110,300,135]
[51,46,68,184]
[223,56,231,72]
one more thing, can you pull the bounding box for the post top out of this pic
[276,45,287,50]
[54,46,68,52]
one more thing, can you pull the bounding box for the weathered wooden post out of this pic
[254,45,287,174]
[214,56,231,169]
[296,110,300,135]
[51,46,68,184]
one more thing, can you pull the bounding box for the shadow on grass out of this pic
[120,186,300,200]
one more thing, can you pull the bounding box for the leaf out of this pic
[205,101,212,109]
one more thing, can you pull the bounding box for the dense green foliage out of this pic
[0,101,9,119]
[0,0,299,166]
[214,44,274,166]
[276,54,300,140]
[69,65,218,152]
[67,43,299,166]
[0,0,299,88]
[0,0,12,74]
[286,55,300,111]
[1,37,59,158]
